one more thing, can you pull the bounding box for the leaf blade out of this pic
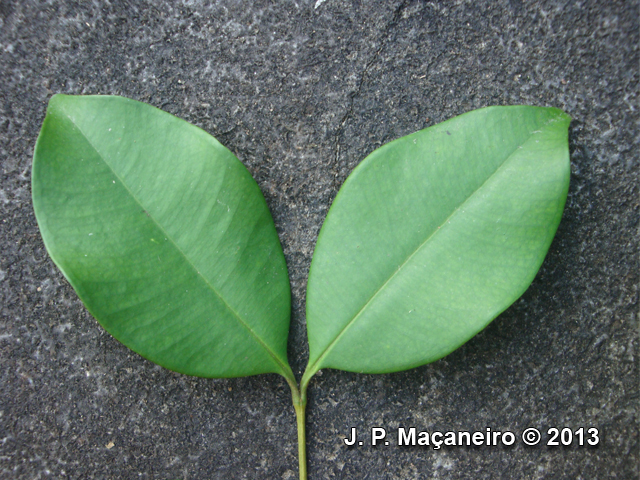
[33,94,292,378]
[305,106,570,375]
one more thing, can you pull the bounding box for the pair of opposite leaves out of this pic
[32,94,570,387]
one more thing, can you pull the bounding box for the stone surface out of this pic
[0,0,637,479]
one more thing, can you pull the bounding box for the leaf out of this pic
[304,106,570,376]
[32,94,292,379]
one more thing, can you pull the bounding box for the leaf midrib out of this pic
[307,116,557,374]
[57,107,289,376]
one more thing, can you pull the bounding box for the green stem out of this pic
[284,368,308,480]
[294,397,307,480]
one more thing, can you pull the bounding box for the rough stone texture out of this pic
[0,0,637,479]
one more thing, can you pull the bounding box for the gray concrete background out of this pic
[0,1,637,478]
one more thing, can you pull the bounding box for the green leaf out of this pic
[32,94,292,379]
[304,106,570,376]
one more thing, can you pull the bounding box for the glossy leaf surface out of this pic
[33,95,292,378]
[305,106,570,375]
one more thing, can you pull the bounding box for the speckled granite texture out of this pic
[0,1,637,479]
